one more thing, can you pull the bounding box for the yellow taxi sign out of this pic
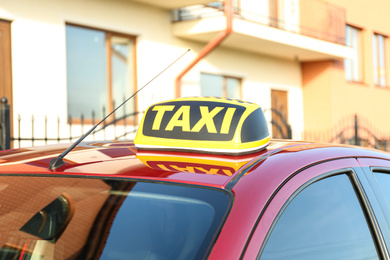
[134,97,270,154]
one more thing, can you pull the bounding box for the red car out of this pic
[0,97,388,259]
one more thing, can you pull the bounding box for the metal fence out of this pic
[304,115,390,152]
[173,0,346,45]
[0,98,144,150]
[4,100,389,152]
[268,107,292,140]
[0,97,295,150]
[0,98,10,150]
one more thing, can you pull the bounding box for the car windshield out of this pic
[0,176,232,260]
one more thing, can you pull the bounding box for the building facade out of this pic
[302,0,390,147]
[0,0,386,148]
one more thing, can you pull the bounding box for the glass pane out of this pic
[20,195,71,241]
[261,174,378,260]
[66,25,108,119]
[200,73,223,97]
[374,172,390,208]
[351,29,360,81]
[378,35,386,87]
[373,35,379,85]
[226,77,241,99]
[345,26,353,81]
[345,59,353,81]
[101,183,218,259]
[373,35,387,87]
[345,25,363,82]
[0,176,231,260]
[111,36,135,119]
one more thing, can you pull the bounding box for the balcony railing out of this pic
[173,0,346,45]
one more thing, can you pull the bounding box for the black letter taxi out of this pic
[0,97,389,259]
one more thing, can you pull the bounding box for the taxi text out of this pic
[151,105,236,134]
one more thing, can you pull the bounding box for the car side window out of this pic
[373,172,390,208]
[259,174,379,260]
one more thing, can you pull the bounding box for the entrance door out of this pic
[0,20,12,103]
[0,20,13,144]
[271,89,289,139]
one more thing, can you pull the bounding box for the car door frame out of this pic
[242,158,389,260]
[359,158,390,258]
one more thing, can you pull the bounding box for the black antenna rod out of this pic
[49,49,190,170]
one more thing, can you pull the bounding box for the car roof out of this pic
[0,140,389,189]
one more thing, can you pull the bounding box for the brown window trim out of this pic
[373,33,388,88]
[346,81,369,88]
[65,22,138,125]
[345,24,364,83]
[374,84,390,90]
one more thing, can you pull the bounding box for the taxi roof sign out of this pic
[134,97,270,154]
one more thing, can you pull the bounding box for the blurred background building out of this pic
[0,0,389,150]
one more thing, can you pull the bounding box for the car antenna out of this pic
[49,49,190,170]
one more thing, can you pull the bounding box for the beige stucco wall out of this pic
[0,0,304,146]
[181,47,303,139]
[302,0,390,140]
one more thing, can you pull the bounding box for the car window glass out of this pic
[20,195,73,241]
[0,176,231,260]
[260,174,379,260]
[100,183,220,260]
[373,172,390,208]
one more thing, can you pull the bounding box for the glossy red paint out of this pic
[242,158,361,259]
[209,143,390,259]
[0,140,388,198]
[0,141,287,187]
[1,140,390,259]
[358,157,390,168]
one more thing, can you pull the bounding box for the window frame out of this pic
[373,33,388,88]
[345,24,364,83]
[65,23,137,124]
[240,158,387,259]
[257,170,383,259]
[359,159,390,256]
[200,72,242,99]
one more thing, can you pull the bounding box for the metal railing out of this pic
[0,97,295,150]
[0,98,144,149]
[0,98,10,150]
[304,115,390,152]
[173,0,346,45]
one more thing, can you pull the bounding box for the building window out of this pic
[66,24,136,120]
[345,25,364,82]
[373,33,387,87]
[200,73,241,99]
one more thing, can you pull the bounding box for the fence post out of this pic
[0,97,11,150]
[287,124,292,139]
[354,114,360,146]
